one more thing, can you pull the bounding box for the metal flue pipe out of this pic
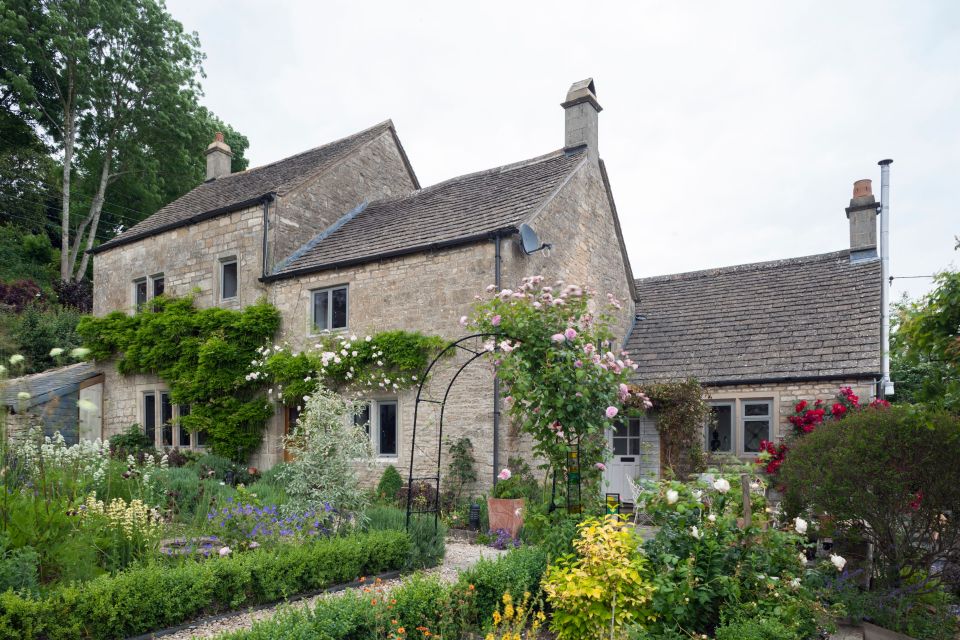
[878,159,894,396]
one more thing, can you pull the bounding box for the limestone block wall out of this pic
[92,204,269,316]
[270,132,416,271]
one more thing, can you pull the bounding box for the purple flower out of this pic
[564,327,577,340]
[491,314,501,326]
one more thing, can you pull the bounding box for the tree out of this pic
[0,0,248,282]
[892,267,960,413]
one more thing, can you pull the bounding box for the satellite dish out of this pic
[518,223,551,255]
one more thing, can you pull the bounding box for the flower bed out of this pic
[0,529,410,640]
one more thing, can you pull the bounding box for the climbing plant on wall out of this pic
[628,380,710,479]
[76,296,281,461]
[248,330,447,408]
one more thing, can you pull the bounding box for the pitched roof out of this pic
[3,362,99,410]
[626,251,882,385]
[269,147,587,278]
[93,121,413,253]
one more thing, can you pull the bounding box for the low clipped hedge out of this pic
[217,545,550,640]
[0,530,410,640]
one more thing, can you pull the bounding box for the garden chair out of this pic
[625,475,647,525]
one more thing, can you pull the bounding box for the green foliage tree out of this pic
[0,0,248,282]
[892,268,960,412]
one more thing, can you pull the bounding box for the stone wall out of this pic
[269,132,416,272]
[92,204,269,316]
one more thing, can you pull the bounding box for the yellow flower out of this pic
[485,635,495,640]
[492,610,502,625]
[504,603,515,620]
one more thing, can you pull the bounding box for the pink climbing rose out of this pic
[498,468,512,481]
[564,327,577,340]
[491,314,501,326]
[551,333,566,343]
[605,406,619,419]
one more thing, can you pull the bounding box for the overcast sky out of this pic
[167,0,959,302]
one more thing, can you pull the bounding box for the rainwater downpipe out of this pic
[492,234,502,487]
[878,159,894,397]
[261,194,274,279]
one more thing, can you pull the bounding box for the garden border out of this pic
[124,569,403,640]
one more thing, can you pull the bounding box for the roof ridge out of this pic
[363,147,581,208]
[635,249,855,284]
[216,120,394,184]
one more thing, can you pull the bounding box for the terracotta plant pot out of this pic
[862,621,918,640]
[486,497,525,539]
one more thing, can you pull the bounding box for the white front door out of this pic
[604,416,661,504]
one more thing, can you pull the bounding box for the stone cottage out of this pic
[89,79,637,487]
[615,180,883,490]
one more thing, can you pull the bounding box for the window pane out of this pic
[628,419,640,438]
[613,422,628,438]
[222,261,238,299]
[708,405,733,452]
[629,438,641,455]
[144,393,156,444]
[161,393,173,447]
[312,291,329,330]
[354,402,371,435]
[378,402,397,456]
[613,438,627,455]
[331,288,347,329]
[743,420,770,452]
[744,402,769,417]
[135,281,148,307]
[179,405,190,447]
[196,428,208,446]
[153,277,164,298]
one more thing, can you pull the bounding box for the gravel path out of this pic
[159,541,506,640]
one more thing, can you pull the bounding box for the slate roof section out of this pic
[92,121,413,253]
[626,251,882,385]
[269,147,587,278]
[3,362,100,410]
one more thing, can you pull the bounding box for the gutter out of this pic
[260,227,520,283]
[690,372,883,388]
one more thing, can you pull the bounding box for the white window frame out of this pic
[220,257,239,302]
[704,397,774,457]
[353,398,398,458]
[140,388,206,450]
[310,285,349,334]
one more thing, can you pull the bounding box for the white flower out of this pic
[798,552,808,565]
[9,354,24,365]
[692,489,703,500]
[219,546,232,557]
[790,578,802,588]
[49,347,64,357]
[830,554,847,572]
[666,490,679,505]
[690,526,702,539]
[70,347,91,359]
[713,478,731,494]
[708,514,717,522]
[794,517,808,535]
[365,336,372,342]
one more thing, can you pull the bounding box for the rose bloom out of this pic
[551,333,566,343]
[594,462,606,471]
[713,478,731,494]
[498,468,512,481]
[794,517,808,535]
[605,406,618,419]
[830,554,847,571]
[491,314,501,326]
[564,327,577,340]
[666,490,679,504]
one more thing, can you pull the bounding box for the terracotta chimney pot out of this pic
[853,179,872,198]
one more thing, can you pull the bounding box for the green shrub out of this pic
[9,304,83,374]
[375,464,403,503]
[779,405,960,588]
[151,466,202,520]
[714,616,797,640]
[108,425,155,458]
[0,537,38,595]
[452,546,548,629]
[364,505,446,569]
[194,453,238,481]
[0,529,410,640]
[522,509,582,560]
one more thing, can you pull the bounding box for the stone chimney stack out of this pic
[562,78,602,161]
[845,178,879,261]
[205,132,233,181]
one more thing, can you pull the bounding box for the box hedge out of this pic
[0,529,410,640]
